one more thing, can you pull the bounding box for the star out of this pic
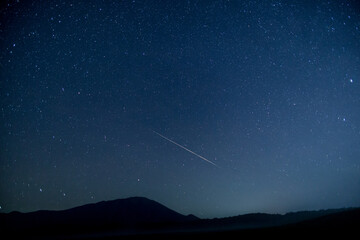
[1,0,359,218]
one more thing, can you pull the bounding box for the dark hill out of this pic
[182,208,348,231]
[0,197,197,235]
[1,197,359,239]
[289,208,360,229]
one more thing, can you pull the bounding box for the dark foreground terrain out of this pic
[1,197,359,239]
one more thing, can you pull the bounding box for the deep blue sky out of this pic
[1,0,359,218]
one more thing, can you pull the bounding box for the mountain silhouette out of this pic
[1,197,359,239]
[194,208,347,230]
[0,197,197,235]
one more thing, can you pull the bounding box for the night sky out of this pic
[1,0,360,218]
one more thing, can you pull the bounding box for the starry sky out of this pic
[1,0,360,218]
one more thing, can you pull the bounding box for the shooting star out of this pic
[152,130,219,167]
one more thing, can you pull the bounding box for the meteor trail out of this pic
[152,130,218,167]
